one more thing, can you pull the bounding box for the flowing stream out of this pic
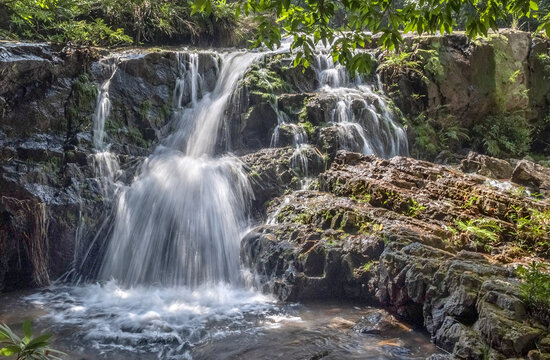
[0,49,439,359]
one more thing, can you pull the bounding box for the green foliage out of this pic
[243,65,290,94]
[454,218,501,251]
[362,260,375,272]
[299,121,314,137]
[66,73,98,134]
[2,0,245,47]
[408,114,470,160]
[192,0,548,73]
[407,198,427,218]
[416,49,445,81]
[472,114,532,157]
[378,51,421,79]
[509,206,550,255]
[462,195,480,209]
[516,261,550,312]
[538,53,550,78]
[4,0,132,46]
[0,320,64,360]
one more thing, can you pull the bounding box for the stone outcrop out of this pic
[459,152,514,179]
[242,150,550,359]
[381,31,549,124]
[512,159,550,196]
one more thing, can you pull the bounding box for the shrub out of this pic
[517,261,550,324]
[472,114,531,157]
[454,218,501,252]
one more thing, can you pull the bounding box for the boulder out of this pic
[460,152,514,179]
[512,160,550,196]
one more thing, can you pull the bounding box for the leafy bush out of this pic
[378,51,421,79]
[516,261,550,324]
[472,114,531,157]
[509,207,550,256]
[2,0,246,47]
[4,0,132,46]
[0,320,64,359]
[408,114,470,160]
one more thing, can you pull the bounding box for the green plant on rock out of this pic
[516,261,550,320]
[378,51,421,80]
[454,218,501,252]
[299,121,314,137]
[462,195,480,209]
[538,54,550,79]
[415,49,445,81]
[407,198,427,218]
[0,320,65,359]
[351,193,372,204]
[243,65,290,95]
[472,114,531,157]
[511,207,550,255]
[65,73,98,134]
[362,260,375,272]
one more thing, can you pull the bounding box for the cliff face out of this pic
[377,31,550,159]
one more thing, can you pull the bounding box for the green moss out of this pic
[243,65,291,95]
[299,121,315,137]
[155,103,172,127]
[416,49,445,82]
[65,73,98,133]
[128,127,150,148]
[138,99,152,120]
[488,35,528,112]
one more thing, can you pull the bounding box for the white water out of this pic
[27,51,277,358]
[91,57,121,188]
[270,104,312,180]
[315,54,408,158]
[99,52,261,287]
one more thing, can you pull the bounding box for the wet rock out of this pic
[512,160,550,196]
[460,152,514,179]
[243,150,550,359]
[353,309,407,335]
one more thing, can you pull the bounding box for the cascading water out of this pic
[314,54,409,158]
[22,52,279,358]
[6,47,444,360]
[91,57,121,186]
[270,104,311,179]
[99,52,260,287]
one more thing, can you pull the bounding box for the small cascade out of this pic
[270,103,312,184]
[172,52,203,108]
[314,54,408,158]
[91,57,121,188]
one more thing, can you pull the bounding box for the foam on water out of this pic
[25,281,278,358]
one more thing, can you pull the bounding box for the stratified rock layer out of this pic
[243,150,550,359]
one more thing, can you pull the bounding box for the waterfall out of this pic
[314,54,409,158]
[98,52,261,287]
[91,57,121,186]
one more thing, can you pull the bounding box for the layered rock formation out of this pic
[243,150,550,359]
